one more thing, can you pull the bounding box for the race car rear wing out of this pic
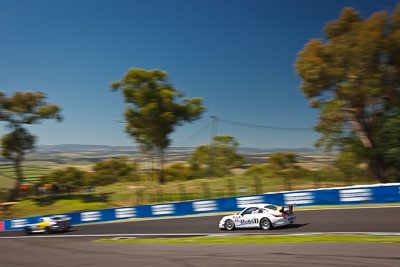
[280,204,295,214]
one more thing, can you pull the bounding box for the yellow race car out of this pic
[24,215,71,234]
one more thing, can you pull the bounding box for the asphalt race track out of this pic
[1,206,400,238]
[0,207,399,266]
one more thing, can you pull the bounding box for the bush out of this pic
[40,167,88,192]
[165,163,195,182]
[90,157,138,186]
[244,164,274,177]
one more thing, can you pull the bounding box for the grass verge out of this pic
[96,234,400,244]
[0,199,110,219]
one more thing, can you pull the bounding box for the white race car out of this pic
[219,204,296,230]
[24,215,72,234]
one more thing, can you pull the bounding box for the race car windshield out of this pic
[265,205,278,210]
[241,207,259,215]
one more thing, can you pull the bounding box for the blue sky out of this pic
[0,0,398,148]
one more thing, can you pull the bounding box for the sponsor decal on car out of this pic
[151,204,175,215]
[339,188,372,202]
[193,200,218,212]
[237,196,264,208]
[115,208,136,219]
[11,219,28,228]
[284,192,314,205]
[81,211,102,222]
[240,218,259,225]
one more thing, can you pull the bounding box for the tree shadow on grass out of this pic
[31,193,110,207]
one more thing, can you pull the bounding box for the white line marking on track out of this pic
[1,232,400,239]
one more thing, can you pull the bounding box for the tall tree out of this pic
[0,91,62,201]
[295,7,400,182]
[111,68,204,184]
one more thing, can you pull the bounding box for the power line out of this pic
[218,118,315,132]
[174,121,211,147]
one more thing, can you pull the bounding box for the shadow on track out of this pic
[270,223,309,230]
[219,223,309,232]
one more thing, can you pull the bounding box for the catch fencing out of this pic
[1,183,399,231]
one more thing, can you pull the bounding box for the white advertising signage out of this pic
[236,196,264,208]
[151,204,175,215]
[340,188,372,202]
[11,219,28,228]
[284,192,314,205]
[193,200,218,212]
[81,211,101,222]
[115,208,136,219]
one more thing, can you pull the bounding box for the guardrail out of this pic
[1,183,399,231]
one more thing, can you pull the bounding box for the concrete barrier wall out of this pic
[2,183,399,231]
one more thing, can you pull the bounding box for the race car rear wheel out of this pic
[44,226,52,234]
[225,219,235,231]
[260,218,271,230]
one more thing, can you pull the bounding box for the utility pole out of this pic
[208,116,218,176]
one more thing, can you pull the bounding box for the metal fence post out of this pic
[228,179,236,197]
[285,174,292,191]
[179,184,187,201]
[202,182,210,199]
[136,189,143,205]
[157,186,163,203]
[314,171,321,189]
[254,177,262,194]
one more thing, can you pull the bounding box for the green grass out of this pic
[0,163,52,189]
[96,234,400,244]
[0,171,378,220]
[0,199,110,219]
[95,173,370,207]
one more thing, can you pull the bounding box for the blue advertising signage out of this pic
[2,183,399,231]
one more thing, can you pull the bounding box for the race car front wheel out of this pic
[225,219,235,231]
[260,218,271,230]
[24,227,31,235]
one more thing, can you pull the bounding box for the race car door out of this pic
[237,207,260,228]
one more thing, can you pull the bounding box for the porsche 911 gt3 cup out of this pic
[24,215,71,234]
[219,203,296,230]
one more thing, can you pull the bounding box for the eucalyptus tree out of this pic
[296,6,400,182]
[111,68,204,184]
[0,91,62,201]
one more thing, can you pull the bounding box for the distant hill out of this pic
[237,147,323,153]
[37,144,137,153]
[36,144,322,154]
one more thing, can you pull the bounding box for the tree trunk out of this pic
[159,149,165,184]
[342,109,388,183]
[368,151,387,183]
[8,158,24,202]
